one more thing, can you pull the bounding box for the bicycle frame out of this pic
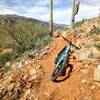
[51,36,80,81]
[56,43,72,68]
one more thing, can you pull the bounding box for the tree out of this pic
[49,0,53,36]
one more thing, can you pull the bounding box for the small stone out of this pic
[22,75,29,81]
[24,82,32,89]
[91,85,96,90]
[45,45,50,50]
[5,62,11,67]
[21,89,30,100]
[81,69,88,74]
[42,51,47,55]
[97,65,100,69]
[6,83,15,91]
[18,61,23,68]
[44,92,50,97]
[29,75,37,80]
[24,60,31,66]
[81,79,87,83]
[85,64,89,68]
[29,68,37,75]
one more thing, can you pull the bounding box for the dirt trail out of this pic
[36,36,82,100]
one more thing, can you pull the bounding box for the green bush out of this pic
[0,53,13,65]
[35,34,51,49]
[0,15,53,61]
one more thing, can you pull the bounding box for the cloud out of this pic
[0,0,99,24]
[77,4,99,20]
[81,0,100,6]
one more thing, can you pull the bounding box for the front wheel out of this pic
[51,57,68,81]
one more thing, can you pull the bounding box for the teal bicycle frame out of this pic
[55,43,72,68]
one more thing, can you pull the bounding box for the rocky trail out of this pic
[35,33,100,100]
[0,17,100,100]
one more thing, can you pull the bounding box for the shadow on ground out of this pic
[53,64,73,83]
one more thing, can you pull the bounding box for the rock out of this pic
[12,62,19,70]
[84,64,89,68]
[22,75,29,81]
[18,61,23,68]
[28,50,40,58]
[29,68,37,75]
[29,75,37,80]
[24,60,31,67]
[91,85,96,90]
[81,79,87,84]
[21,89,30,100]
[53,30,61,37]
[79,49,92,61]
[81,69,88,74]
[62,31,67,37]
[42,51,47,55]
[5,62,11,67]
[0,88,7,98]
[12,69,22,82]
[6,83,15,91]
[24,82,32,89]
[45,45,50,50]
[93,65,100,82]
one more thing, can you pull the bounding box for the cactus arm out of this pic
[74,1,80,16]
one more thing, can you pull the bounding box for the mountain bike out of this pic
[51,36,80,82]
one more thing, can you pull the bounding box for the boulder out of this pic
[79,49,92,61]
[93,65,100,82]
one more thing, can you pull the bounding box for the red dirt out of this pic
[35,36,81,100]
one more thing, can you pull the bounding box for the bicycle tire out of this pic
[51,56,68,81]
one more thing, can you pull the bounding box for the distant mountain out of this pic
[0,14,64,30]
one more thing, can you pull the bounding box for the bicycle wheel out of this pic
[51,56,68,81]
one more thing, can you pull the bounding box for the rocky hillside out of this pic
[0,17,100,100]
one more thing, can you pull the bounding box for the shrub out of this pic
[35,34,51,49]
[0,52,13,65]
[90,27,100,35]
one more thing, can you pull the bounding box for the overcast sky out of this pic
[0,0,99,24]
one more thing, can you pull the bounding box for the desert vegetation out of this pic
[0,15,52,66]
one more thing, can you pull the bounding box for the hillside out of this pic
[0,14,64,51]
[0,17,100,100]
[0,14,49,48]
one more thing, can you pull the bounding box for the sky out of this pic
[0,0,100,24]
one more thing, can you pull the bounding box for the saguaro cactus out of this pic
[71,0,80,29]
[74,0,80,16]
[49,0,53,36]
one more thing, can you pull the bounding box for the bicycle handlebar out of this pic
[61,36,80,50]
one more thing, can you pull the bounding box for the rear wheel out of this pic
[51,57,68,81]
